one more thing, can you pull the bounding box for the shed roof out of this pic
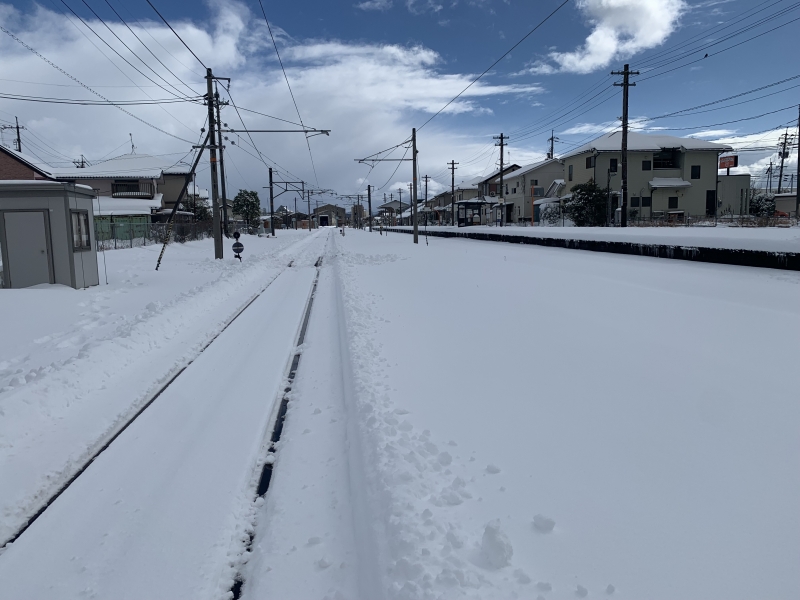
[0,145,55,178]
[561,131,732,159]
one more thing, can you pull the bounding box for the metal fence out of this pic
[94,221,214,250]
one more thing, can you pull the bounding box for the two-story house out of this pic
[486,158,564,224]
[560,132,733,220]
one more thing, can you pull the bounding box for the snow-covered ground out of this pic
[249,229,799,600]
[0,230,322,543]
[1,227,797,600]
[395,224,800,253]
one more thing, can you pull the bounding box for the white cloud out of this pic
[0,1,543,200]
[355,0,393,10]
[684,129,736,138]
[530,0,687,74]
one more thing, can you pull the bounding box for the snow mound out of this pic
[533,514,556,533]
[480,519,513,569]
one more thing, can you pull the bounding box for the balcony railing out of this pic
[111,181,155,199]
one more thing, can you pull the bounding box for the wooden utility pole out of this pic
[397,188,403,225]
[205,68,223,258]
[612,64,639,227]
[494,133,508,226]
[412,128,419,243]
[449,160,458,226]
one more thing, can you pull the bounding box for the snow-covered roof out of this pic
[187,182,208,199]
[470,164,522,185]
[492,159,560,181]
[93,194,163,216]
[561,131,732,159]
[649,177,692,189]
[53,153,192,179]
[0,145,55,177]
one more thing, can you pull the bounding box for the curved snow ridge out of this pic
[336,246,532,599]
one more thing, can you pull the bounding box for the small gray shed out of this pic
[0,181,99,289]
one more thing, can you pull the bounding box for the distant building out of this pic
[485,158,564,224]
[560,131,733,221]
[313,203,346,227]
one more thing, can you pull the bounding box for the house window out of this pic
[568,164,573,181]
[653,149,679,169]
[668,196,679,209]
[641,196,652,207]
[630,196,640,207]
[691,165,701,179]
[585,156,595,169]
[71,211,91,250]
[642,160,652,171]
[610,158,618,173]
[533,179,538,186]
[512,187,517,194]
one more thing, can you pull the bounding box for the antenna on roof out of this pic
[129,133,136,154]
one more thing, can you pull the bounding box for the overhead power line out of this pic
[0,24,196,144]
[256,0,320,186]
[145,0,206,69]
[0,92,201,105]
[418,0,572,132]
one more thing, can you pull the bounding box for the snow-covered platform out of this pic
[389,225,800,269]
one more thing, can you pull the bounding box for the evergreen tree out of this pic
[564,181,608,227]
[233,190,262,226]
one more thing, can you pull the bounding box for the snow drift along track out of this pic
[0,261,322,598]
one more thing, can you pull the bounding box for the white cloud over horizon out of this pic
[524,0,687,75]
[0,1,545,201]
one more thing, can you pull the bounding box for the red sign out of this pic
[719,155,738,169]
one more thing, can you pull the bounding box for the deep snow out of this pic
[251,229,799,600]
[0,230,322,543]
[1,226,797,600]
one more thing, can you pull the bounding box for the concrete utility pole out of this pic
[307,190,312,231]
[15,117,22,153]
[294,197,298,229]
[449,160,458,226]
[612,64,639,227]
[412,128,419,244]
[206,68,223,258]
[268,167,275,236]
[777,129,790,194]
[423,174,430,204]
[796,105,800,215]
[547,129,557,160]
[214,83,230,238]
[367,185,373,232]
[494,133,508,226]
[397,188,403,225]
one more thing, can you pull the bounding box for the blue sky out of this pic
[0,0,796,203]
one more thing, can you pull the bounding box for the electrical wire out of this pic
[145,0,206,69]
[256,0,320,186]
[418,0,572,132]
[0,25,196,144]
[0,92,200,105]
[100,0,202,97]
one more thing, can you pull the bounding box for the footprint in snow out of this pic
[486,464,501,474]
[576,584,589,597]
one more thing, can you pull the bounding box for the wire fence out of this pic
[94,222,214,250]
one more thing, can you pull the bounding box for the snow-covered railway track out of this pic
[1,258,298,550]
[0,248,327,598]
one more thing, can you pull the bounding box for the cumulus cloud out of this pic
[526,0,687,75]
[0,0,543,199]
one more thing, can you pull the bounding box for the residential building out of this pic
[485,158,564,224]
[717,174,752,216]
[560,131,733,220]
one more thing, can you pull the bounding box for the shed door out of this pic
[4,211,52,288]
